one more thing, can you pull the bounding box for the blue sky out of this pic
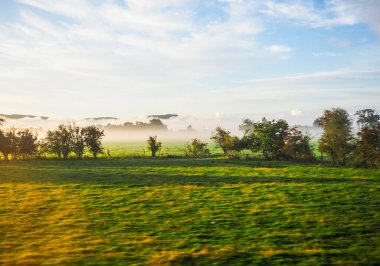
[0,0,379,128]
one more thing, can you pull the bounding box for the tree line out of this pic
[0,122,104,160]
[180,108,379,168]
[1,107,379,167]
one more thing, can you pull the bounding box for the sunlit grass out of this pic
[0,159,379,265]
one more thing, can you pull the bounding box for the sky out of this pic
[0,0,379,130]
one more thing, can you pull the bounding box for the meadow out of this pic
[0,156,379,266]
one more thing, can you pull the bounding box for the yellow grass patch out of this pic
[182,184,204,190]
[0,184,103,265]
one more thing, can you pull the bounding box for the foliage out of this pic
[106,119,168,131]
[45,129,63,158]
[224,135,244,158]
[238,118,253,134]
[211,127,243,158]
[44,124,104,159]
[17,129,38,159]
[0,130,12,160]
[283,127,314,163]
[82,125,105,159]
[6,128,20,160]
[210,127,230,156]
[147,136,162,157]
[0,128,38,160]
[70,124,86,159]
[355,108,380,128]
[58,125,72,159]
[316,108,354,166]
[353,109,380,168]
[184,138,209,157]
[243,118,289,160]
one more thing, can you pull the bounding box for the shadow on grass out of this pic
[0,157,317,168]
[0,158,378,186]
[0,173,377,186]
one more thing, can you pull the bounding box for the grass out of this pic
[0,158,379,265]
[102,141,258,158]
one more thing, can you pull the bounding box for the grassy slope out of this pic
[0,159,379,265]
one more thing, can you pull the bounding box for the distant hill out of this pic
[85,117,118,121]
[148,114,178,120]
[0,114,49,120]
[105,119,168,131]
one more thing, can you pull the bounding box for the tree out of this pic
[70,124,86,159]
[283,127,314,163]
[242,118,289,160]
[224,135,244,159]
[239,119,253,135]
[45,129,63,158]
[355,109,380,128]
[184,139,209,157]
[353,109,380,168]
[0,130,12,160]
[18,129,38,159]
[6,128,20,160]
[210,127,231,156]
[44,124,73,159]
[210,127,244,158]
[147,136,162,157]
[83,125,104,158]
[57,124,72,159]
[316,108,353,166]
[0,118,4,126]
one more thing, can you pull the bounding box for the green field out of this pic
[102,141,228,158]
[0,159,379,265]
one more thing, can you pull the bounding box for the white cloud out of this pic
[312,52,342,57]
[331,0,380,35]
[265,44,292,53]
[259,0,380,36]
[290,109,302,116]
[0,0,379,122]
[260,0,356,28]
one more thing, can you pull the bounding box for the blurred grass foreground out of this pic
[0,159,379,265]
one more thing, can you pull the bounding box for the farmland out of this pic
[0,158,379,265]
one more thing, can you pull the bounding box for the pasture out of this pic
[0,159,379,265]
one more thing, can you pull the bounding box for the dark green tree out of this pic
[184,139,209,157]
[316,108,353,166]
[283,127,314,163]
[45,129,63,158]
[239,119,253,135]
[18,129,38,159]
[224,135,244,158]
[0,130,12,160]
[58,125,72,159]
[70,124,86,159]
[45,124,73,159]
[210,127,231,156]
[242,118,289,160]
[353,109,380,168]
[147,136,162,157]
[355,109,380,128]
[6,128,20,160]
[83,125,104,158]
